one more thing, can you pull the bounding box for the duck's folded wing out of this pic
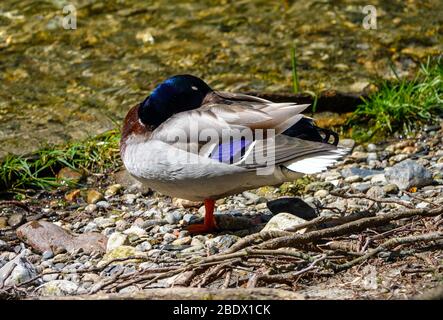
[208,134,346,172]
[150,99,311,145]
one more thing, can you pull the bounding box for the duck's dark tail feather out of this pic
[282,117,339,146]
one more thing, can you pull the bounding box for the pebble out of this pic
[262,213,307,233]
[383,184,399,194]
[385,160,433,190]
[123,226,147,237]
[242,191,263,204]
[122,193,138,204]
[106,233,128,252]
[83,222,98,232]
[65,189,81,202]
[183,213,200,225]
[38,280,79,296]
[416,202,429,209]
[366,186,386,198]
[105,184,123,197]
[367,143,377,152]
[351,182,371,193]
[8,213,24,227]
[351,151,368,162]
[367,152,378,162]
[172,236,192,246]
[0,251,39,287]
[165,211,183,225]
[341,167,382,178]
[370,174,387,185]
[390,154,409,163]
[163,233,177,242]
[84,204,97,214]
[87,189,104,204]
[94,217,115,229]
[42,273,59,282]
[305,181,334,193]
[0,217,7,229]
[314,189,329,199]
[135,241,152,252]
[172,198,203,208]
[344,175,362,183]
[57,167,83,184]
[0,239,7,250]
[96,201,111,209]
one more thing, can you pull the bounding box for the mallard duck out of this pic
[120,74,347,233]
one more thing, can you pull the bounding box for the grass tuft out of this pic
[0,129,121,192]
[347,56,443,141]
[291,44,300,94]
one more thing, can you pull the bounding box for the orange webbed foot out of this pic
[187,222,217,234]
[186,199,217,234]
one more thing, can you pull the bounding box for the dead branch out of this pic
[29,287,304,300]
[257,255,326,285]
[330,191,415,209]
[334,232,443,271]
[257,207,443,250]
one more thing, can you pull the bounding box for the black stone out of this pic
[267,197,318,221]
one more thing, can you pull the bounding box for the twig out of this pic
[257,255,327,285]
[222,270,232,289]
[0,200,38,213]
[196,258,240,288]
[334,232,443,271]
[403,191,440,208]
[257,207,443,250]
[330,191,415,209]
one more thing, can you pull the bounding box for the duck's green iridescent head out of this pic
[139,74,212,127]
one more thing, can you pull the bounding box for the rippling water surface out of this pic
[0,0,442,157]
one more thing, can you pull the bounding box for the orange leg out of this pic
[187,199,217,234]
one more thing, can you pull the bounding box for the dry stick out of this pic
[246,267,267,289]
[115,257,241,292]
[221,270,232,289]
[196,258,241,288]
[88,269,125,295]
[403,191,440,208]
[225,212,373,255]
[0,200,37,213]
[246,248,317,262]
[330,191,415,209]
[224,216,331,254]
[334,232,443,272]
[257,255,327,285]
[257,207,443,250]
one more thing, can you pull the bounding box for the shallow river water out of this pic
[0,0,442,157]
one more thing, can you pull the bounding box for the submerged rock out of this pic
[16,221,107,255]
[385,160,433,190]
